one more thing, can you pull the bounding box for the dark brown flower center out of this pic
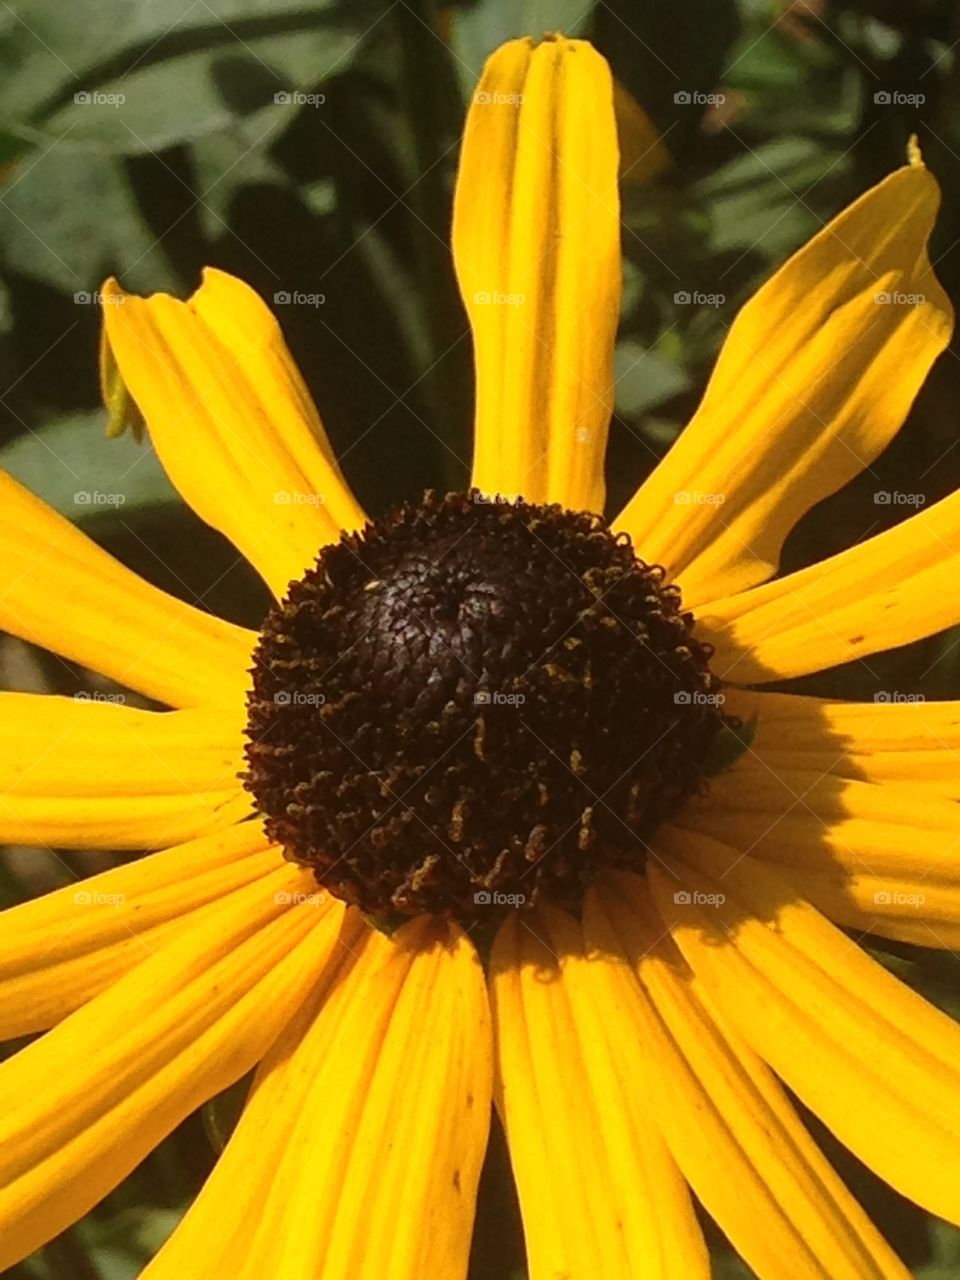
[243,490,725,926]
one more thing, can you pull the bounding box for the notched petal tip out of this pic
[100,265,366,597]
[455,36,621,513]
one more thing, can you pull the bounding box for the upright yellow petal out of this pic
[146,919,491,1280]
[101,270,367,599]
[0,468,252,708]
[616,159,951,607]
[453,36,620,512]
[491,911,708,1279]
[649,852,960,1225]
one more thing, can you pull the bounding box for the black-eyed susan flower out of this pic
[2,32,960,1280]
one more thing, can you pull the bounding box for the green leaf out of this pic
[696,138,842,258]
[0,151,179,292]
[0,1,367,142]
[0,0,384,291]
[189,129,291,236]
[614,339,691,416]
[38,29,360,157]
[0,411,177,519]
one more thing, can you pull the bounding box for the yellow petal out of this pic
[101,269,367,598]
[616,159,951,607]
[679,762,960,948]
[0,866,349,1270]
[584,875,909,1280]
[147,918,491,1280]
[774,863,960,951]
[490,911,708,1279]
[0,694,244,794]
[726,688,960,798]
[453,36,620,512]
[0,791,250,852]
[648,851,960,1224]
[0,692,249,848]
[0,468,252,707]
[701,486,960,682]
[733,687,960,751]
[0,821,283,1038]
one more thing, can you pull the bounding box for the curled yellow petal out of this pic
[101,269,367,598]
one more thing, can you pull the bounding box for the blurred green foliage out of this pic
[3,0,960,1275]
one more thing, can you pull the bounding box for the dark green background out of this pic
[3,1,960,1276]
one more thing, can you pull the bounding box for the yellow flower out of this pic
[1,33,959,1280]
